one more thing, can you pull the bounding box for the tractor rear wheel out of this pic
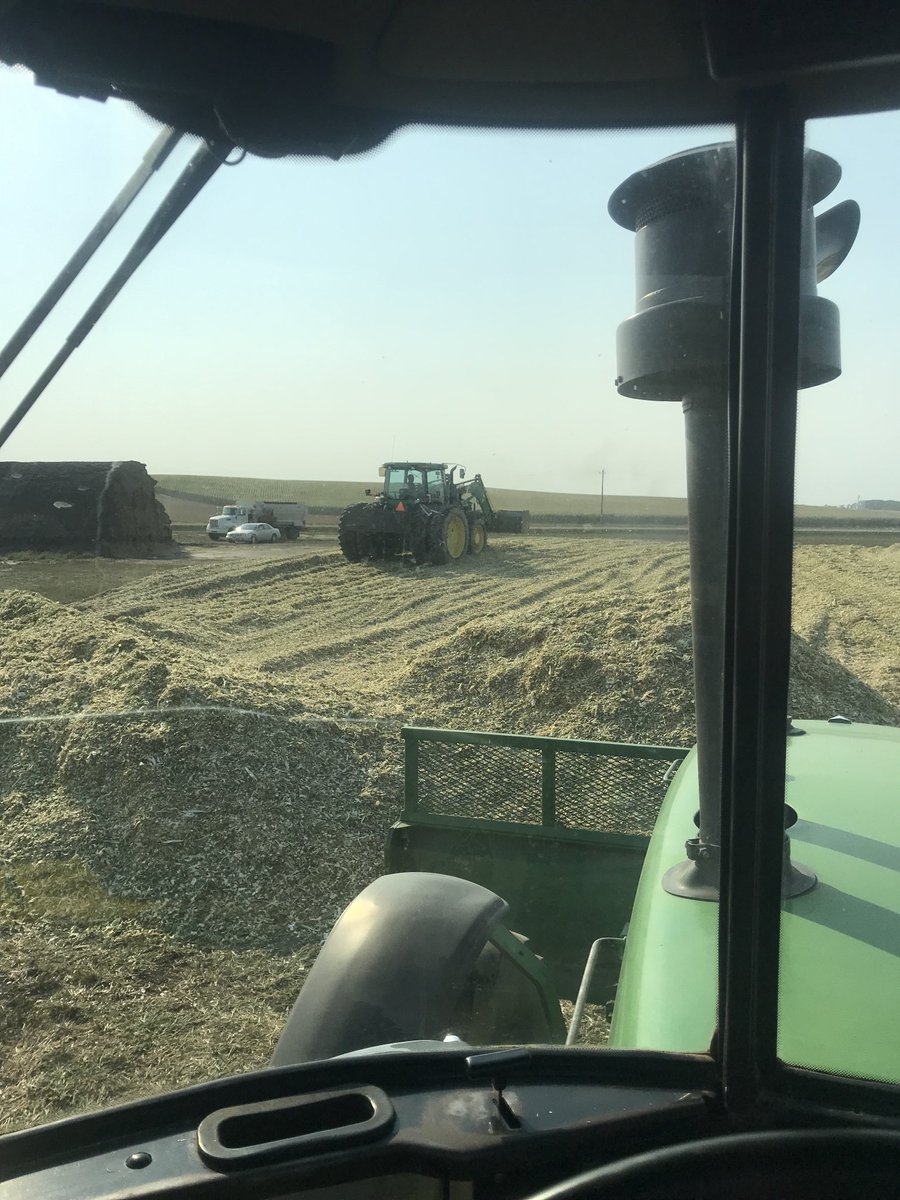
[357,530,380,559]
[469,518,487,555]
[338,504,368,562]
[428,507,469,564]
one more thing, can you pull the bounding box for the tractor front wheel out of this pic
[469,518,487,555]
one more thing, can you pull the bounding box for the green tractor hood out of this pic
[611,719,900,1082]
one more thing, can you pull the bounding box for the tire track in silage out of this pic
[80,539,692,704]
[257,546,666,675]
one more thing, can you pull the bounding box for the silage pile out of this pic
[2,579,896,956]
[3,543,898,1131]
[0,591,401,950]
[0,461,171,555]
[401,589,900,744]
[792,543,900,711]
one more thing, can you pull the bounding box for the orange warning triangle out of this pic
[395,501,406,512]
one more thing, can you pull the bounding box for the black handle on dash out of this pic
[197,1085,395,1169]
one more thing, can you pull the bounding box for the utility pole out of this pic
[600,468,605,520]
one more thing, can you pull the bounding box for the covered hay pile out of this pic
[0,461,170,555]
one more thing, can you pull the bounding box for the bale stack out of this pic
[0,461,171,555]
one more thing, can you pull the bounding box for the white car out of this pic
[224,522,281,544]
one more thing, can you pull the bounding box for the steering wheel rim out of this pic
[524,1128,900,1200]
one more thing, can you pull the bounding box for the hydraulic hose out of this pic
[0,139,225,452]
[0,126,181,383]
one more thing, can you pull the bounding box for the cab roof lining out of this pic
[1,0,900,157]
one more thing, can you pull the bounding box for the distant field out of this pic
[156,496,216,523]
[154,473,688,516]
[154,474,899,523]
[153,476,375,509]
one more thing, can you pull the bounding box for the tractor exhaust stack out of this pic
[609,143,858,900]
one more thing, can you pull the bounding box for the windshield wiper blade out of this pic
[0,137,227,452]
[0,125,181,383]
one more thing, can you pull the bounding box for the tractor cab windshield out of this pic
[1,34,900,1175]
[425,468,445,501]
[384,466,425,499]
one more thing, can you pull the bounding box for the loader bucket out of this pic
[490,509,531,533]
[386,726,687,1004]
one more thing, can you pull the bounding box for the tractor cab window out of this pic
[0,66,752,1127]
[425,469,444,500]
[383,468,406,497]
[406,471,426,497]
[385,467,424,498]
[781,110,900,1088]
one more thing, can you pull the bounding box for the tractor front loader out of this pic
[461,473,531,534]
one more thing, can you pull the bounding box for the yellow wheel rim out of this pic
[471,524,486,554]
[446,514,467,558]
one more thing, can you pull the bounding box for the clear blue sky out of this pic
[1,64,898,504]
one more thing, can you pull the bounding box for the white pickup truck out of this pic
[206,500,307,541]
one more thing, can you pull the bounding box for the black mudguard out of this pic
[347,505,407,535]
[271,873,508,1066]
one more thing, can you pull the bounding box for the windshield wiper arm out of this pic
[0,137,227,452]
[0,126,181,383]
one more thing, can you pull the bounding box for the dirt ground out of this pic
[0,532,335,602]
[0,535,898,1130]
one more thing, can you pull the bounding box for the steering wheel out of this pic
[525,1128,900,1199]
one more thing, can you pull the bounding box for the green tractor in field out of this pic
[338,462,526,564]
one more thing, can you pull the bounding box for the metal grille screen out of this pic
[417,741,543,825]
[554,751,671,836]
[415,739,680,835]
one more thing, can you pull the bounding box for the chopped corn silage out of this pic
[1,537,898,1128]
[0,592,400,949]
[403,592,900,742]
